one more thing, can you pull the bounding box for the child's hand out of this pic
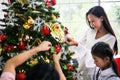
[53,53,62,63]
[36,41,52,52]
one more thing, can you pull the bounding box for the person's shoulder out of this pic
[107,76,120,80]
[106,33,116,39]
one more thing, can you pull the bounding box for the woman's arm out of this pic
[2,41,51,76]
[53,53,66,80]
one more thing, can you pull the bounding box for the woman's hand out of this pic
[66,37,78,46]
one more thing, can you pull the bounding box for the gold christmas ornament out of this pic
[51,14,56,20]
[50,22,65,43]
[16,0,28,6]
[45,57,50,63]
[0,44,2,55]
[23,16,34,29]
[30,58,38,65]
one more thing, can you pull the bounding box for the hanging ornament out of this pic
[0,34,7,42]
[45,0,56,6]
[45,57,50,63]
[50,46,55,53]
[4,14,8,18]
[8,0,11,4]
[54,44,61,53]
[3,44,14,53]
[65,27,69,35]
[63,64,68,70]
[61,47,67,60]
[33,17,44,31]
[23,16,34,29]
[0,44,2,55]
[51,0,56,5]
[42,24,50,35]
[45,0,51,7]
[50,22,65,43]
[18,41,26,50]
[16,71,26,80]
[16,0,28,6]
[67,64,74,71]
[29,58,38,67]
[28,0,42,9]
[6,10,16,26]
[51,13,56,20]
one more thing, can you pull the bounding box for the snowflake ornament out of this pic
[34,17,44,31]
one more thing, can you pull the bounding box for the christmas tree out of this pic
[0,0,78,80]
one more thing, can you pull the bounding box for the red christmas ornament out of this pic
[18,41,26,50]
[67,64,74,71]
[45,0,51,7]
[7,45,14,52]
[4,14,8,17]
[8,0,11,3]
[51,0,56,5]
[54,44,61,53]
[65,27,69,35]
[0,34,7,42]
[3,44,14,52]
[42,26,50,35]
[45,0,56,6]
[16,72,26,80]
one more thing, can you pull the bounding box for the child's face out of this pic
[87,14,103,31]
[92,55,109,69]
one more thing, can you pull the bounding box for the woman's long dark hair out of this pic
[25,62,60,80]
[86,6,118,55]
[91,42,120,77]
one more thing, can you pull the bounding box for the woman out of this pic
[67,6,118,79]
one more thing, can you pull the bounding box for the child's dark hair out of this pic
[91,42,119,77]
[86,6,118,55]
[25,62,60,80]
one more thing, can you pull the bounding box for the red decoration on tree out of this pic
[0,34,7,42]
[54,44,61,53]
[51,0,56,5]
[18,41,26,50]
[45,0,51,7]
[4,14,8,17]
[16,72,26,80]
[8,0,11,3]
[45,0,56,6]
[42,26,50,35]
[65,27,69,35]
[67,64,74,71]
[3,44,14,52]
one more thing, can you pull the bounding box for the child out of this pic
[66,6,118,79]
[91,42,120,80]
[0,41,66,80]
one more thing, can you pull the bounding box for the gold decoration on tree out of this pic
[0,44,2,55]
[51,13,56,20]
[23,16,34,29]
[29,58,38,67]
[16,0,28,6]
[50,22,65,43]
[45,57,50,63]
